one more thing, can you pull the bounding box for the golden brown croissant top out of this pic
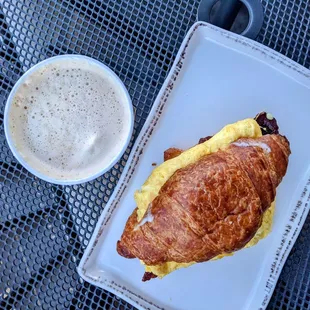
[117,134,290,266]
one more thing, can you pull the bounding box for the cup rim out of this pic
[4,54,134,185]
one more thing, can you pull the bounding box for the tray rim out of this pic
[78,21,310,310]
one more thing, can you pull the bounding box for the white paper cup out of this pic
[4,55,134,185]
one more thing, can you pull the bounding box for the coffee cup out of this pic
[4,55,134,185]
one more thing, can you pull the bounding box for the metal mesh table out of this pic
[0,1,309,309]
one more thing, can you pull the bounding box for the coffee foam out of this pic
[9,58,132,181]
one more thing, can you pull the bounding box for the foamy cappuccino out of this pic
[7,57,132,182]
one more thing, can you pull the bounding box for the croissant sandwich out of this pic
[117,112,291,281]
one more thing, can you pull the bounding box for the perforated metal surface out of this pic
[0,1,309,309]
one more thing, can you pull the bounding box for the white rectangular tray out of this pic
[78,22,310,310]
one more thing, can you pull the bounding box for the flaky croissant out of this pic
[117,134,290,266]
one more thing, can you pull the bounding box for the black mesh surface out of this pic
[0,1,309,309]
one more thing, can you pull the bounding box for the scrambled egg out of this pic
[135,118,274,278]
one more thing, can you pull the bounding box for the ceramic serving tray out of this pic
[78,22,310,310]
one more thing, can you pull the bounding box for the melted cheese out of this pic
[135,118,274,278]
